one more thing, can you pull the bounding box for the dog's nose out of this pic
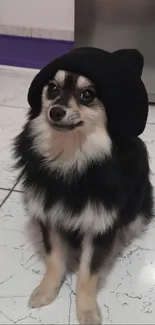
[49,106,66,122]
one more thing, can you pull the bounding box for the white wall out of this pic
[0,0,74,31]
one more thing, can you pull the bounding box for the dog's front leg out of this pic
[76,230,116,325]
[29,223,67,308]
[76,235,101,325]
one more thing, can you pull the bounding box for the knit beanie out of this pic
[28,47,148,139]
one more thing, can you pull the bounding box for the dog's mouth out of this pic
[51,121,84,131]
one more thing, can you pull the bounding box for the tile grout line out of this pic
[0,103,27,110]
[0,187,23,193]
[0,178,21,208]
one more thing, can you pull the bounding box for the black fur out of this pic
[14,121,153,275]
[14,124,153,219]
[39,221,52,254]
[90,228,117,273]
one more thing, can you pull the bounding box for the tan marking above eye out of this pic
[76,76,93,89]
[54,70,66,86]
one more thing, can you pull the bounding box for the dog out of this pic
[14,62,153,324]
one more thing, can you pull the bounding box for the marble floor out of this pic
[0,65,155,324]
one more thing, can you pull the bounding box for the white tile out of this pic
[0,66,38,189]
[0,66,37,189]
[0,191,71,324]
[0,66,38,108]
[0,310,15,324]
[0,189,9,204]
[0,105,26,189]
[141,109,155,197]
[147,105,155,124]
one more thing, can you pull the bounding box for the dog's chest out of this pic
[24,160,118,234]
[24,189,117,235]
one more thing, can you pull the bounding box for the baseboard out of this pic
[0,25,74,41]
[0,35,73,69]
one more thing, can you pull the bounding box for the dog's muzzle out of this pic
[48,106,83,131]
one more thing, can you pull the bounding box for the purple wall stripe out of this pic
[0,35,73,69]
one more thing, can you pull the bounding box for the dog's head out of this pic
[29,70,111,174]
[43,70,107,132]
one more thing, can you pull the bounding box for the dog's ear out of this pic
[114,49,144,77]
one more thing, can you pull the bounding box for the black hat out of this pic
[28,47,148,139]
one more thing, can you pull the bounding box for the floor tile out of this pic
[0,65,37,189]
[0,189,9,205]
[147,105,155,124]
[0,105,26,189]
[0,66,38,108]
[141,110,155,197]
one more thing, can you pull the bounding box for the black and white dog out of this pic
[14,48,153,324]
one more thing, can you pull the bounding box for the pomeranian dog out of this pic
[14,48,153,324]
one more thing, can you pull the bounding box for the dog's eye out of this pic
[80,89,95,104]
[47,82,60,99]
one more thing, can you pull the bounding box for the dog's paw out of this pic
[28,285,58,308]
[77,303,102,325]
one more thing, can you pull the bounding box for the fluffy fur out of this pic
[14,70,153,325]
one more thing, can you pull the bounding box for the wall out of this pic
[0,0,74,40]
